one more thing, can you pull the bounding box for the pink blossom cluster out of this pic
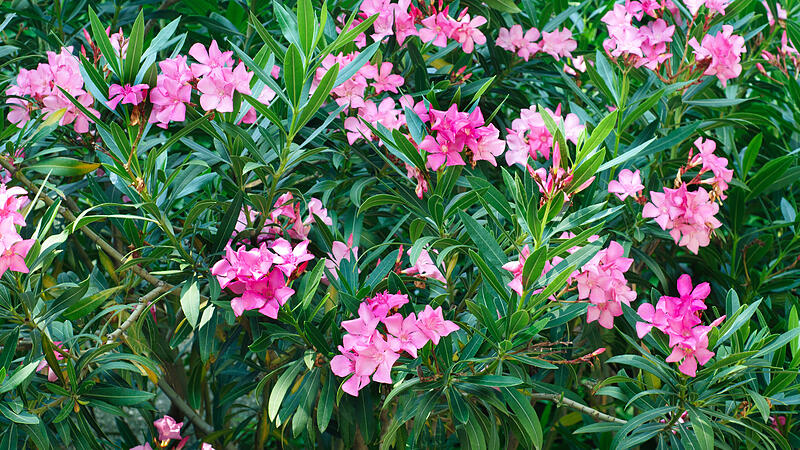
[642,137,731,254]
[636,274,725,377]
[148,40,260,127]
[496,25,578,61]
[0,184,34,278]
[6,47,99,132]
[314,54,407,141]
[330,292,458,396]
[756,2,798,79]
[689,25,745,87]
[503,235,635,329]
[601,2,676,70]
[354,0,487,53]
[417,104,505,171]
[505,104,584,166]
[522,142,595,205]
[574,241,637,329]
[211,237,313,318]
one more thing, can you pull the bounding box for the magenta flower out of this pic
[106,83,148,109]
[149,77,191,128]
[416,305,459,345]
[384,313,428,358]
[689,25,745,87]
[608,169,644,200]
[450,14,487,53]
[154,415,183,441]
[365,291,409,319]
[419,13,454,48]
[419,134,466,171]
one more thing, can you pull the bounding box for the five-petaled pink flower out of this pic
[154,415,183,441]
[608,169,644,200]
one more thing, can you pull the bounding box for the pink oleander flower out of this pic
[154,415,183,441]
[608,169,644,200]
[270,238,314,277]
[540,28,577,60]
[405,163,429,199]
[365,291,409,319]
[364,62,404,94]
[149,76,192,128]
[384,313,428,358]
[643,183,722,254]
[691,138,733,195]
[416,305,459,345]
[393,0,418,44]
[304,198,332,226]
[107,83,148,109]
[419,12,454,48]
[325,236,359,280]
[197,74,235,113]
[419,133,466,171]
[689,25,745,87]
[450,13,487,53]
[401,248,446,284]
[331,348,371,396]
[502,245,531,296]
[231,269,295,318]
[763,1,788,27]
[636,274,724,377]
[189,40,234,78]
[469,124,506,167]
[505,104,583,165]
[0,185,29,226]
[497,25,542,60]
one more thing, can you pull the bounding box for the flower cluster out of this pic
[574,241,637,329]
[504,236,635,329]
[235,193,332,243]
[505,104,583,166]
[636,274,725,376]
[418,104,505,170]
[756,2,798,79]
[689,25,745,87]
[355,0,488,54]
[6,47,99,132]
[601,2,676,70]
[330,292,458,396]
[496,25,578,61]
[601,0,745,87]
[642,137,731,254]
[0,184,33,278]
[211,238,312,318]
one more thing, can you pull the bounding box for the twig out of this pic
[157,378,215,435]
[530,393,627,424]
[106,283,170,343]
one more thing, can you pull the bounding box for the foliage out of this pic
[0,0,799,449]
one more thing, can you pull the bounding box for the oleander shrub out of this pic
[1,0,800,448]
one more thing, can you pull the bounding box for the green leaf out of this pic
[297,0,315,56]
[688,408,715,450]
[180,279,200,328]
[285,44,304,108]
[502,388,543,449]
[458,211,506,269]
[621,88,664,130]
[294,62,338,134]
[0,361,39,394]
[273,0,301,49]
[63,286,124,320]
[580,110,617,160]
[317,372,336,432]
[88,7,120,76]
[458,375,522,387]
[335,40,380,87]
[300,259,325,310]
[741,134,762,179]
[0,404,39,425]
[123,10,144,83]
[212,190,243,255]
[483,0,522,13]
[746,155,792,201]
[448,389,469,424]
[358,194,403,215]
[84,386,155,406]
[28,157,100,177]
[269,361,303,421]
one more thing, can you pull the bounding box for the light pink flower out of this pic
[419,13,454,48]
[540,28,577,60]
[608,169,644,200]
[154,415,183,441]
[401,248,446,284]
[416,305,459,345]
[189,40,234,78]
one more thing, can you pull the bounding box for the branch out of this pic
[157,378,214,435]
[106,283,170,343]
[530,393,627,424]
